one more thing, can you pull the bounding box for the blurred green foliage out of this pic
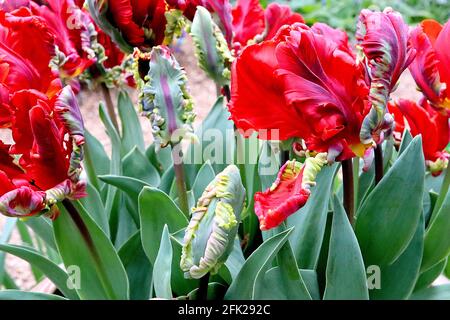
[261,0,450,33]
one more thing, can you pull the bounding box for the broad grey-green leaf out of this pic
[369,214,424,300]
[224,228,293,300]
[422,188,450,271]
[118,90,145,154]
[355,136,425,266]
[139,187,188,264]
[0,244,79,300]
[54,202,129,300]
[324,197,369,300]
[123,146,161,186]
[153,225,173,299]
[288,164,338,268]
[410,284,450,300]
[118,232,152,300]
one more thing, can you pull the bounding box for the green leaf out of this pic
[118,91,145,154]
[83,130,110,191]
[0,290,67,300]
[0,244,79,300]
[99,102,122,220]
[99,175,151,225]
[186,97,234,174]
[410,284,450,300]
[422,188,450,271]
[398,129,413,155]
[118,232,152,300]
[186,282,227,300]
[54,202,129,300]
[288,164,338,268]
[123,147,160,187]
[355,136,425,266]
[224,228,293,300]
[139,187,188,264]
[414,258,447,292]
[369,214,425,300]
[324,197,369,300]
[268,228,312,299]
[24,217,57,252]
[0,218,16,284]
[153,225,173,299]
[259,268,319,300]
[192,161,216,201]
[79,184,109,235]
[159,165,175,194]
[258,142,280,191]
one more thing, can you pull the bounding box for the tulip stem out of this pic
[342,159,354,224]
[374,144,383,185]
[197,273,210,300]
[172,144,190,216]
[101,84,120,132]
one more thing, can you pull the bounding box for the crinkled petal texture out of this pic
[276,23,370,160]
[409,19,450,116]
[255,154,327,230]
[263,3,304,40]
[230,23,371,160]
[392,99,449,175]
[356,8,415,145]
[0,86,86,218]
[231,0,265,48]
[229,38,304,140]
[0,7,59,95]
[30,0,96,78]
[106,0,167,49]
[231,0,303,51]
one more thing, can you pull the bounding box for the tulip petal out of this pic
[231,0,264,48]
[254,154,327,230]
[357,8,415,145]
[264,3,304,40]
[229,40,304,140]
[0,186,46,217]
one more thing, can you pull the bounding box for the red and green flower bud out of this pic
[180,165,245,279]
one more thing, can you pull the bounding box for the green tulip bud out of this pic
[180,165,245,279]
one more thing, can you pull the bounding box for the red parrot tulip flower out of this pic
[0,86,86,218]
[86,0,169,53]
[390,99,449,176]
[231,0,304,52]
[409,19,450,117]
[30,0,97,78]
[229,22,370,162]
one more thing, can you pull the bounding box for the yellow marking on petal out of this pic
[350,142,370,158]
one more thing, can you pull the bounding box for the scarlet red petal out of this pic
[254,161,310,230]
[229,40,304,140]
[264,3,304,40]
[108,0,145,46]
[28,105,69,190]
[409,23,443,105]
[231,0,265,48]
[395,99,448,162]
[434,21,450,91]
